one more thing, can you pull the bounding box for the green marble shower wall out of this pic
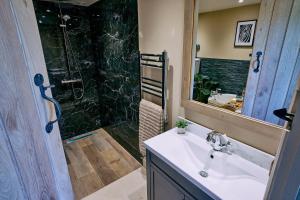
[90,0,140,127]
[33,0,140,140]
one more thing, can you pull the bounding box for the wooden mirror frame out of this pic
[181,0,287,155]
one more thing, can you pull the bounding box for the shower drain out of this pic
[199,170,208,178]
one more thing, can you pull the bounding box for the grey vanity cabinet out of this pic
[147,150,214,200]
[150,164,192,200]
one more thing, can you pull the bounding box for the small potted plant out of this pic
[176,120,188,134]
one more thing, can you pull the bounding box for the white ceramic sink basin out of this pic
[208,93,236,106]
[145,127,270,200]
[184,139,256,180]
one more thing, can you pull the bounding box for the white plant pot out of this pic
[177,127,186,134]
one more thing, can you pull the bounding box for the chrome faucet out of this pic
[206,131,232,154]
[211,88,221,95]
[211,88,222,100]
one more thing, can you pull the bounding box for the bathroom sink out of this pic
[208,93,236,107]
[144,125,271,200]
[185,139,255,179]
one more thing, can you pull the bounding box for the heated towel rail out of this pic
[139,51,168,129]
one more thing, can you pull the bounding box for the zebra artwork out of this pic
[234,20,257,47]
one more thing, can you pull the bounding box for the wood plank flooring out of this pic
[64,129,141,200]
[104,121,142,163]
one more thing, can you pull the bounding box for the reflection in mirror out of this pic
[190,0,300,127]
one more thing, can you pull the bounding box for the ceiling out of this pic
[199,0,261,13]
[40,0,100,7]
[40,0,261,12]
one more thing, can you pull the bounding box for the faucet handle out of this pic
[207,131,233,154]
[206,130,217,142]
[219,134,230,146]
[220,134,233,154]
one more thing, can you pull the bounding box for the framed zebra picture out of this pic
[234,20,257,47]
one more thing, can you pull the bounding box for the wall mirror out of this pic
[188,0,300,128]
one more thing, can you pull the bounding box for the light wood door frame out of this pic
[265,90,300,199]
[266,32,300,198]
[0,0,73,199]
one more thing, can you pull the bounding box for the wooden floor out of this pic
[64,129,141,200]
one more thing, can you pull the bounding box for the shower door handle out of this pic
[34,73,62,133]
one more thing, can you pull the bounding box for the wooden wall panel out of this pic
[0,0,57,198]
[181,0,195,101]
[252,0,294,119]
[9,0,74,199]
[284,53,300,115]
[0,0,73,199]
[242,0,276,115]
[0,120,25,199]
[266,34,300,124]
[265,64,300,199]
[243,0,298,125]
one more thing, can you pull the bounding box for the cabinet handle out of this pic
[34,73,62,133]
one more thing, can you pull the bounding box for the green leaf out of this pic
[176,120,188,128]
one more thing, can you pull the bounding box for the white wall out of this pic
[138,0,185,126]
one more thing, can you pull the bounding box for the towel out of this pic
[139,99,164,157]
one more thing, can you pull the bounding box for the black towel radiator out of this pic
[139,51,168,128]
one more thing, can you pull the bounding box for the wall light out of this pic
[238,0,244,3]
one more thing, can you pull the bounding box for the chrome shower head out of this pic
[62,14,71,21]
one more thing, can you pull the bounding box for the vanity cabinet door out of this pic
[150,165,192,200]
[147,151,213,200]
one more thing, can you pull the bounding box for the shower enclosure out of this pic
[33,0,141,160]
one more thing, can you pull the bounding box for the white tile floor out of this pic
[83,167,147,200]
